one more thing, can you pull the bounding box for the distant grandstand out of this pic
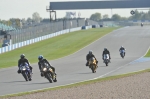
[0,23,16,31]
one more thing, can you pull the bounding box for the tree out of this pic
[27,17,32,25]
[148,10,150,19]
[32,12,41,23]
[142,13,150,20]
[6,20,12,26]
[130,10,142,20]
[121,17,128,21]
[20,18,26,26]
[134,10,142,20]
[15,18,21,28]
[148,10,150,15]
[111,14,121,21]
[103,14,109,19]
[90,12,101,21]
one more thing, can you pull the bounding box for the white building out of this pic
[65,12,76,19]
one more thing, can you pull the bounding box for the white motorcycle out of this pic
[103,54,110,66]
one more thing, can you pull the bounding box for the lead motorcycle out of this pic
[89,57,98,73]
[20,63,32,81]
[103,54,110,66]
[141,23,143,27]
[40,62,57,83]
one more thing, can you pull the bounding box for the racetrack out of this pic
[0,26,150,96]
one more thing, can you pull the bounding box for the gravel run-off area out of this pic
[2,72,150,99]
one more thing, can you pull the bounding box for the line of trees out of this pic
[90,10,150,21]
[1,10,150,29]
[0,12,42,29]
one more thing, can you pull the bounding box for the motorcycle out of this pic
[120,50,125,58]
[103,54,110,66]
[41,62,57,83]
[20,63,32,81]
[141,23,143,27]
[89,57,98,73]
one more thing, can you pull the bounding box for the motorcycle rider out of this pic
[86,50,98,67]
[102,48,111,62]
[18,54,33,74]
[119,46,126,56]
[38,55,56,77]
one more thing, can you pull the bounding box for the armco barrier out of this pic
[81,25,92,30]
[0,26,92,54]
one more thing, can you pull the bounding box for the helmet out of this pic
[121,46,123,48]
[104,48,107,51]
[38,55,43,61]
[20,54,25,59]
[89,50,92,54]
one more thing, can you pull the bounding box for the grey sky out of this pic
[0,0,148,20]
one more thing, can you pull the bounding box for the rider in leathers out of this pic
[102,48,111,62]
[18,54,33,73]
[119,46,126,56]
[38,55,56,77]
[86,50,98,66]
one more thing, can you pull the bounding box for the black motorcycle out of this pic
[120,50,125,59]
[41,62,57,83]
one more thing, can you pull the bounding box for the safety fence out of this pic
[0,18,98,44]
[0,26,92,54]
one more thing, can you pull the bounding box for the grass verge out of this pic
[0,27,119,68]
[1,68,150,98]
[144,49,150,57]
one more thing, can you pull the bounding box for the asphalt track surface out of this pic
[0,26,150,96]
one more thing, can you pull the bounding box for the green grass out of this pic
[0,27,119,68]
[1,68,150,98]
[144,49,150,57]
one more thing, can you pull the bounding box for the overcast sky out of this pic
[0,0,148,20]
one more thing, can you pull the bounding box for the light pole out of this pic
[46,6,56,22]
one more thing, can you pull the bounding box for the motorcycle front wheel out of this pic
[91,65,96,73]
[22,71,28,81]
[46,73,52,83]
